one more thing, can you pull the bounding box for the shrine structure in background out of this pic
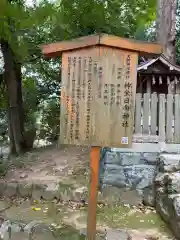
[134,55,180,143]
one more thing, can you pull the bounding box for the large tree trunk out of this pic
[1,39,26,154]
[14,60,25,134]
[156,0,177,63]
[156,0,177,94]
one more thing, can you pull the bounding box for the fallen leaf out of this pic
[31,207,41,211]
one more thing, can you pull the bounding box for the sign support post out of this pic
[87,146,101,240]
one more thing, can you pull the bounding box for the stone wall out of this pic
[100,150,180,239]
[99,149,158,205]
[155,154,180,240]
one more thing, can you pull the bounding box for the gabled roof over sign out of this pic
[138,54,180,73]
[41,33,162,58]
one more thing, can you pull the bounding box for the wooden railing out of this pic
[134,93,180,143]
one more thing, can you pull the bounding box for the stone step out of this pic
[156,193,180,240]
[159,154,180,173]
[0,220,56,240]
[0,181,88,202]
[155,172,180,194]
[105,229,131,240]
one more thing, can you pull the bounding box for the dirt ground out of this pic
[4,144,90,187]
[1,144,176,240]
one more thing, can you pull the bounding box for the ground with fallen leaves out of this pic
[1,144,176,240]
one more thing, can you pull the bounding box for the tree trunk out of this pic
[14,60,25,134]
[1,39,26,154]
[156,0,177,63]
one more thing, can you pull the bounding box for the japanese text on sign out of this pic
[60,48,137,147]
[122,55,133,128]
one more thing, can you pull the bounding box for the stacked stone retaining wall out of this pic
[100,149,180,239]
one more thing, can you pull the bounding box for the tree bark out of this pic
[14,59,25,134]
[156,0,177,63]
[1,39,26,154]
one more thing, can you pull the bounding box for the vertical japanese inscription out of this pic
[77,57,81,100]
[67,56,71,89]
[103,84,108,105]
[74,57,81,140]
[69,57,76,141]
[122,54,132,128]
[82,57,87,100]
[98,66,103,98]
[117,67,122,80]
[116,84,121,106]
[75,101,80,140]
[64,57,71,137]
[103,83,122,106]
[86,57,92,140]
[110,84,115,105]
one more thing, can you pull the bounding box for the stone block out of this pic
[106,229,131,240]
[143,186,155,207]
[156,194,171,223]
[72,186,88,202]
[170,219,180,240]
[6,232,29,240]
[17,183,32,198]
[104,152,122,165]
[156,186,167,196]
[124,165,156,190]
[0,219,57,240]
[120,153,142,166]
[4,183,17,198]
[32,184,46,200]
[103,165,126,188]
[159,154,180,173]
[0,182,6,197]
[154,172,169,186]
[0,220,10,240]
[24,220,52,235]
[41,183,59,201]
[142,153,158,165]
[60,188,73,202]
[167,172,180,194]
[171,194,180,219]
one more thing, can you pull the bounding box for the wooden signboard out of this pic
[60,47,137,148]
[41,34,162,240]
[42,34,161,148]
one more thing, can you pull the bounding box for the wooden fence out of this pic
[134,93,180,143]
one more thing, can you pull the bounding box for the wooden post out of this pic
[139,79,143,94]
[87,146,101,240]
[146,77,151,94]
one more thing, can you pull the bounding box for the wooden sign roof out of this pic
[41,33,162,58]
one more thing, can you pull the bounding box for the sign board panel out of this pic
[60,46,138,148]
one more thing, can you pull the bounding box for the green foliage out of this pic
[39,98,60,141]
[22,76,38,130]
[52,0,156,40]
[0,0,160,146]
[0,0,54,62]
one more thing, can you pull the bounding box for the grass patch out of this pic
[96,204,170,233]
[78,204,171,235]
